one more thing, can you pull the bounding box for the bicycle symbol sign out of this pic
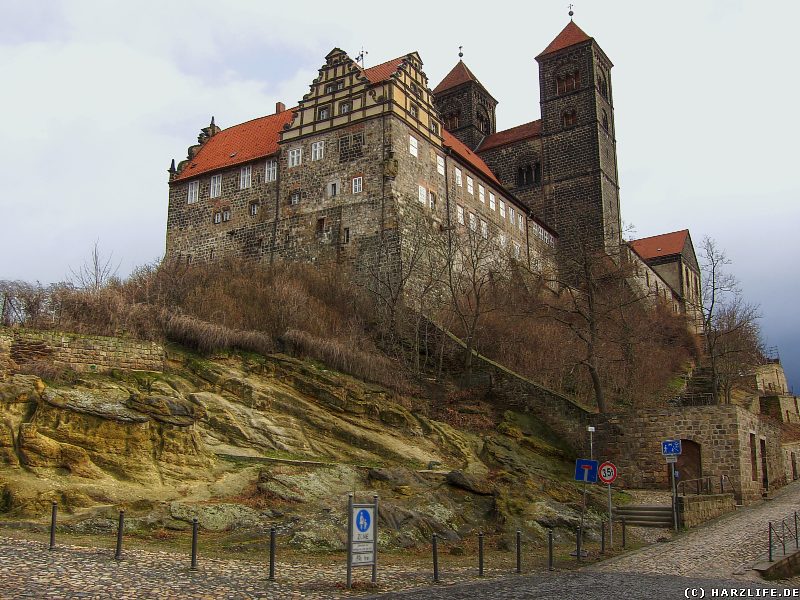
[598,461,618,484]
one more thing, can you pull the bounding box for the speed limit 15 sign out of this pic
[598,461,618,484]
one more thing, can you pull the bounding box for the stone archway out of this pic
[676,439,702,484]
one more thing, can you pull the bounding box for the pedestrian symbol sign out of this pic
[355,509,371,534]
[574,459,598,483]
[352,507,374,542]
[662,439,682,456]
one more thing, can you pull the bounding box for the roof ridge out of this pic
[536,20,592,58]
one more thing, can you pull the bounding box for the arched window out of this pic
[556,70,581,94]
[445,112,460,130]
[517,164,533,186]
[601,109,609,131]
[562,109,577,128]
[597,72,608,99]
[476,107,490,134]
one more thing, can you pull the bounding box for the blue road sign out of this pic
[662,440,682,455]
[355,509,371,533]
[574,459,599,483]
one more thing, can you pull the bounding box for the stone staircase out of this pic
[613,504,674,528]
[669,365,716,406]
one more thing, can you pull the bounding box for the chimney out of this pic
[275,102,286,114]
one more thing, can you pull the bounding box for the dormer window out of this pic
[317,105,330,120]
[556,70,581,94]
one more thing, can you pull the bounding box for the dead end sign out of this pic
[574,459,598,483]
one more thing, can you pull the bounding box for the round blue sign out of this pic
[355,509,371,533]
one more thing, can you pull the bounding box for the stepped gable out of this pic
[443,130,500,185]
[536,20,592,57]
[629,230,690,260]
[174,109,295,182]
[478,120,542,153]
[360,55,407,84]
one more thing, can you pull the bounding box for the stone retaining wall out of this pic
[2,328,164,374]
[678,493,736,528]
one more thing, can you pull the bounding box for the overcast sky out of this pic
[1,0,798,390]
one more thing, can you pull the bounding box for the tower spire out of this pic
[568,3,574,19]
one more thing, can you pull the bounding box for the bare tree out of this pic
[70,241,120,292]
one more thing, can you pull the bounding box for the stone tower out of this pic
[432,60,498,151]
[536,20,621,258]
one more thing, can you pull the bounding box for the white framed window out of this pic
[317,105,330,120]
[311,141,325,161]
[409,103,418,118]
[210,174,222,198]
[249,203,258,216]
[489,192,496,210]
[409,135,418,157]
[466,176,474,195]
[469,212,477,231]
[481,219,488,239]
[265,159,277,182]
[352,176,363,194]
[429,191,437,210]
[509,206,515,224]
[518,213,524,231]
[290,191,301,205]
[499,200,506,218]
[437,155,445,176]
[239,164,252,189]
[418,185,427,204]
[213,211,221,224]
[478,185,485,204]
[457,204,464,225]
[187,181,199,204]
[222,209,231,222]
[430,121,440,135]
[339,101,351,115]
[455,168,462,186]
[288,148,302,168]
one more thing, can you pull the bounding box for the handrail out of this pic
[678,474,732,496]
[768,511,799,562]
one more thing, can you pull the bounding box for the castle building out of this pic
[164,19,696,322]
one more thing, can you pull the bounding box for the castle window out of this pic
[430,121,440,136]
[409,103,418,119]
[556,70,581,94]
[311,141,325,161]
[409,135,418,157]
[478,185,485,204]
[290,191,301,205]
[469,212,477,232]
[352,176,363,194]
[316,217,325,235]
[509,206,515,225]
[328,181,338,197]
[222,209,231,222]
[343,227,350,244]
[187,181,199,204]
[249,203,258,216]
[518,213,524,232]
[457,204,464,225]
[411,83,421,97]
[476,111,490,134]
[210,174,222,198]
[446,113,459,130]
[288,148,302,168]
[481,219,488,239]
[265,159,277,182]
[429,191,437,210]
[562,109,577,128]
[317,105,330,120]
[499,200,506,219]
[339,101,351,115]
[597,72,608,99]
[239,165,252,189]
[489,192,496,210]
[325,83,335,94]
[418,185,427,204]
[601,109,609,132]
[455,168,462,187]
[437,155,445,175]
[466,176,474,195]
[517,165,533,186]
[213,211,222,224]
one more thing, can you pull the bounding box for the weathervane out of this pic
[458,45,463,59]
[568,3,574,19]
[356,47,368,68]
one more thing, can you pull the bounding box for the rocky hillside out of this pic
[0,347,614,550]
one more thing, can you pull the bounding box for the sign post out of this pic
[346,493,379,589]
[662,439,682,532]
[598,461,618,547]
[573,459,598,558]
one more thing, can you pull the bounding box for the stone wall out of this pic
[5,329,164,374]
[0,330,10,380]
[782,441,800,483]
[678,493,736,528]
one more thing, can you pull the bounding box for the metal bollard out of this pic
[432,534,439,582]
[622,517,627,549]
[190,517,198,571]
[600,520,605,554]
[269,527,276,581]
[49,501,57,551]
[115,510,125,560]
[478,532,484,577]
[515,529,521,574]
[547,529,554,571]
[576,526,582,562]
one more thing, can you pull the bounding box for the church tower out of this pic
[432,58,498,151]
[536,19,621,259]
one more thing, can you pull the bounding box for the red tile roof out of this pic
[478,120,542,153]
[629,230,689,260]
[442,130,500,185]
[361,56,406,84]
[537,21,592,58]
[174,109,296,181]
[433,60,479,94]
